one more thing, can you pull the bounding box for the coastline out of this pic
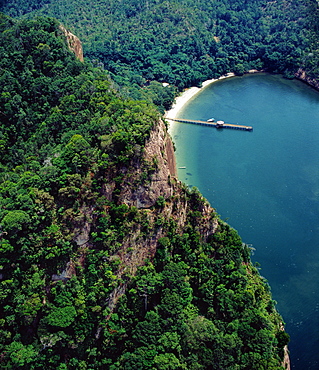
[166,70,293,369]
[165,73,235,137]
[165,70,263,137]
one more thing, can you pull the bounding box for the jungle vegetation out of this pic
[1,0,319,110]
[2,0,319,367]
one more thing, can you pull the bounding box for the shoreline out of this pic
[165,70,294,369]
[165,70,263,137]
[165,72,235,121]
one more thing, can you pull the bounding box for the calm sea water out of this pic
[169,74,319,369]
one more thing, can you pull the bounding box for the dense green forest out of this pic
[2,0,319,110]
[0,11,292,369]
[3,0,319,368]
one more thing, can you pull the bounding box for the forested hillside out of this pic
[3,0,318,368]
[1,0,318,109]
[0,13,290,369]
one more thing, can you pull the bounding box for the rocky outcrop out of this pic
[283,345,291,370]
[59,25,84,62]
[53,119,180,285]
[295,68,319,91]
[93,119,218,331]
[119,119,177,209]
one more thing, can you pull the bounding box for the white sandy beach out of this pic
[165,70,263,136]
[165,73,236,136]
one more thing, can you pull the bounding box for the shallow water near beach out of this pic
[169,73,319,369]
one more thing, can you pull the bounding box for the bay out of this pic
[169,73,319,369]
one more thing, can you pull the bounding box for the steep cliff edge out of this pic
[76,119,217,323]
[58,115,288,368]
[118,119,177,209]
[59,24,84,62]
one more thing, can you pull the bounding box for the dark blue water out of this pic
[170,74,319,369]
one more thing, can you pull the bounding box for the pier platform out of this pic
[166,118,253,131]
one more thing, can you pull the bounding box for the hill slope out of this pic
[0,15,289,369]
[1,0,315,96]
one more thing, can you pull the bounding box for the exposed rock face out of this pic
[295,68,319,91]
[59,25,84,62]
[94,119,218,328]
[283,345,291,370]
[119,119,177,209]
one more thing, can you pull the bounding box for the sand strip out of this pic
[165,72,235,121]
[165,73,236,136]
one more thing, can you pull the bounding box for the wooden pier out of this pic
[166,118,253,131]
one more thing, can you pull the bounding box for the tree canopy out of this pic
[1,0,315,94]
[0,3,309,368]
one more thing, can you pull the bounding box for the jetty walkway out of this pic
[166,118,253,131]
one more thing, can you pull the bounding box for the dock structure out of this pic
[166,118,253,131]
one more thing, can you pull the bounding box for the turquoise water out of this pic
[170,74,319,369]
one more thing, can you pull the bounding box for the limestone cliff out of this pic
[284,345,291,370]
[59,24,84,62]
[94,119,218,323]
[118,119,177,209]
[54,117,218,323]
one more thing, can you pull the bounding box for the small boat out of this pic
[216,120,225,128]
[178,166,186,169]
[207,118,215,122]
